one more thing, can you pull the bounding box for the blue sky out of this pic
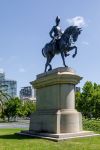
[0,0,100,95]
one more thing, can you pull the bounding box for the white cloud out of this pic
[67,16,86,27]
[0,68,4,73]
[19,68,26,73]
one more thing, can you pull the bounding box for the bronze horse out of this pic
[42,26,82,72]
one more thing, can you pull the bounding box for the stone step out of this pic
[17,130,100,141]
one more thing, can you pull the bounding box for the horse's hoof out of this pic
[64,65,68,68]
[48,68,52,71]
[65,66,68,68]
[72,54,76,58]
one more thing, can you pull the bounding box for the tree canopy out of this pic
[76,81,100,119]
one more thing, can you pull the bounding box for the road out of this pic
[0,120,29,129]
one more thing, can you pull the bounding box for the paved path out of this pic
[0,120,29,129]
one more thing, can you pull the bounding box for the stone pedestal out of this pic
[18,67,98,140]
[29,67,83,134]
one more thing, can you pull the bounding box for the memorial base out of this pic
[29,67,83,134]
[18,130,99,141]
[18,67,99,140]
[29,109,82,134]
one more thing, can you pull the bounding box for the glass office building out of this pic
[20,86,32,99]
[0,72,17,97]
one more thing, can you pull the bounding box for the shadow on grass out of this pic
[0,133,38,140]
[0,133,56,142]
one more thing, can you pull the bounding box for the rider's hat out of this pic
[55,16,60,23]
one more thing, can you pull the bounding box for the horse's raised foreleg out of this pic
[72,46,77,58]
[61,51,68,67]
[68,46,77,58]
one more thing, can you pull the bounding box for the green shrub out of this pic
[83,118,100,133]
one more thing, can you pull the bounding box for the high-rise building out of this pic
[0,72,5,81]
[20,86,32,99]
[0,72,17,97]
[19,86,36,102]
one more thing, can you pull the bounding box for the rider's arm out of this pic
[49,26,54,39]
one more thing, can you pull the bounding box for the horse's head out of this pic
[71,26,82,42]
[63,26,82,43]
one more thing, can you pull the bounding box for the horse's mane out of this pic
[64,26,78,34]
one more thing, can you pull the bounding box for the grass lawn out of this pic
[0,128,100,150]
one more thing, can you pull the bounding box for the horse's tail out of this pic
[42,48,46,57]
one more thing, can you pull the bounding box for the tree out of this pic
[75,91,81,111]
[4,97,22,122]
[75,81,100,119]
[20,100,36,117]
[92,84,100,119]
[0,90,11,119]
[4,98,36,121]
[81,81,94,118]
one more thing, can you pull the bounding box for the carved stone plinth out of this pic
[29,67,83,134]
[18,67,98,140]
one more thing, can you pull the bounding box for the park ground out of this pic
[0,119,100,150]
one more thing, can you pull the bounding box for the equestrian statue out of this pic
[42,16,82,72]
